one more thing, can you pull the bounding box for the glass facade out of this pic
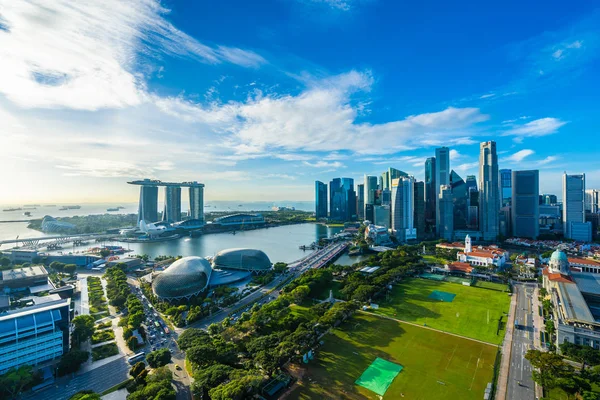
[189,186,204,222]
[163,186,182,222]
[138,185,158,223]
[425,157,436,228]
[315,181,328,219]
[450,170,468,230]
[512,170,540,239]
[500,169,512,207]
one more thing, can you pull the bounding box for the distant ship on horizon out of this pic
[59,205,81,211]
[3,207,22,212]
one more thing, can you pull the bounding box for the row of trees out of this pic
[127,361,175,400]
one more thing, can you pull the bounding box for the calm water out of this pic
[51,223,342,264]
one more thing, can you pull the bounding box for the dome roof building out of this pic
[212,248,272,272]
[152,256,212,301]
[548,249,570,275]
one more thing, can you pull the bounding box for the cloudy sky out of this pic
[0,0,599,204]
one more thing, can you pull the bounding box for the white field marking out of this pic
[445,345,458,370]
[466,354,473,369]
[469,348,484,391]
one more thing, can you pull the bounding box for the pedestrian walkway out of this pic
[496,290,518,400]
[532,287,544,350]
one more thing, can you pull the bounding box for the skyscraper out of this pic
[585,189,599,213]
[438,185,454,241]
[315,181,328,219]
[163,186,182,222]
[189,184,205,222]
[479,141,500,241]
[512,170,539,239]
[374,205,391,228]
[329,178,342,220]
[500,169,512,207]
[137,185,159,223]
[388,168,408,189]
[341,178,356,221]
[563,173,592,241]
[414,181,425,240]
[435,147,450,236]
[364,175,379,206]
[356,184,365,220]
[450,170,468,230]
[381,172,390,190]
[391,177,416,241]
[424,157,436,232]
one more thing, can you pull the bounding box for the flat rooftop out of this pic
[571,272,600,297]
[127,179,204,187]
[1,265,48,282]
[557,281,596,324]
[0,294,69,321]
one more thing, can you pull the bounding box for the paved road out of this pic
[507,282,536,400]
[22,358,129,400]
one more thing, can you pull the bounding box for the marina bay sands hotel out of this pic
[128,179,204,224]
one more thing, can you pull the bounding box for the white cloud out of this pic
[504,149,535,163]
[503,118,567,138]
[302,161,345,169]
[455,162,479,172]
[538,156,559,166]
[552,49,564,59]
[480,93,495,99]
[0,0,265,110]
[449,149,461,161]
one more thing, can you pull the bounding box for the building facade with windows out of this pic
[0,295,71,374]
[512,170,540,239]
[315,181,328,219]
[479,141,500,241]
[563,173,592,242]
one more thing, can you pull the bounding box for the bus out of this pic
[127,352,146,365]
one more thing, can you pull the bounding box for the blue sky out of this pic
[0,0,599,204]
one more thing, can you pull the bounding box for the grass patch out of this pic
[92,343,119,361]
[101,379,133,396]
[92,329,115,344]
[376,278,510,344]
[288,313,498,400]
[422,255,451,265]
[473,280,509,292]
[96,321,112,330]
[94,312,109,321]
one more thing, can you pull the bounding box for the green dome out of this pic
[550,250,568,262]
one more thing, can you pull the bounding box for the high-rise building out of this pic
[391,177,416,241]
[356,184,365,220]
[542,194,558,205]
[381,188,391,206]
[479,141,500,241]
[585,189,599,213]
[329,178,342,220]
[342,178,357,221]
[134,183,159,223]
[435,147,450,236]
[365,203,374,223]
[329,178,355,221]
[381,172,390,190]
[424,157,436,231]
[364,175,379,207]
[438,185,454,241]
[563,173,592,241]
[315,181,328,219]
[450,170,468,230]
[188,184,205,222]
[388,168,408,190]
[378,176,384,191]
[374,205,391,228]
[512,170,540,239]
[500,169,512,207]
[414,181,425,240]
[163,186,182,222]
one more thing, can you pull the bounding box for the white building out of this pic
[365,224,393,246]
[456,235,508,267]
[391,176,416,241]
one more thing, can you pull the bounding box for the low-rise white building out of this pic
[456,235,508,267]
[365,224,393,246]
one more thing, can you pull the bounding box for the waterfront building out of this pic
[542,250,600,350]
[414,181,425,240]
[0,294,71,374]
[40,216,75,233]
[153,257,212,301]
[425,157,436,233]
[189,184,205,222]
[212,248,272,272]
[456,235,507,267]
[512,170,540,239]
[563,173,592,242]
[365,224,393,246]
[373,205,390,229]
[342,178,357,221]
[586,189,599,213]
[438,184,453,241]
[137,183,159,223]
[356,183,365,220]
[329,178,342,220]
[211,213,266,228]
[479,141,500,241]
[435,147,450,236]
[163,186,182,223]
[391,177,416,241]
[500,169,512,207]
[315,181,328,219]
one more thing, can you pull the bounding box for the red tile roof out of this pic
[448,262,473,273]
[568,258,600,267]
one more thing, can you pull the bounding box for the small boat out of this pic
[3,207,21,212]
[23,211,32,217]
[107,208,119,212]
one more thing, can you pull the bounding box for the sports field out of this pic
[376,278,511,344]
[288,313,498,400]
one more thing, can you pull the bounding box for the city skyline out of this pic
[1,1,600,204]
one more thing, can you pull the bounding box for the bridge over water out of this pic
[0,233,117,250]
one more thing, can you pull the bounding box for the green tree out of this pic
[147,348,171,368]
[70,391,102,400]
[0,365,36,398]
[99,249,111,258]
[351,284,376,302]
[208,373,263,400]
[525,349,574,390]
[0,256,11,267]
[127,379,176,400]
[187,344,217,366]
[127,336,139,351]
[130,362,146,379]
[191,363,234,397]
[57,350,89,376]
[64,264,77,275]
[147,366,172,384]
[129,311,145,329]
[290,285,310,304]
[72,315,95,347]
[177,328,211,351]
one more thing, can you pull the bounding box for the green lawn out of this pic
[473,280,509,292]
[376,278,511,344]
[288,313,498,400]
[422,255,451,265]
